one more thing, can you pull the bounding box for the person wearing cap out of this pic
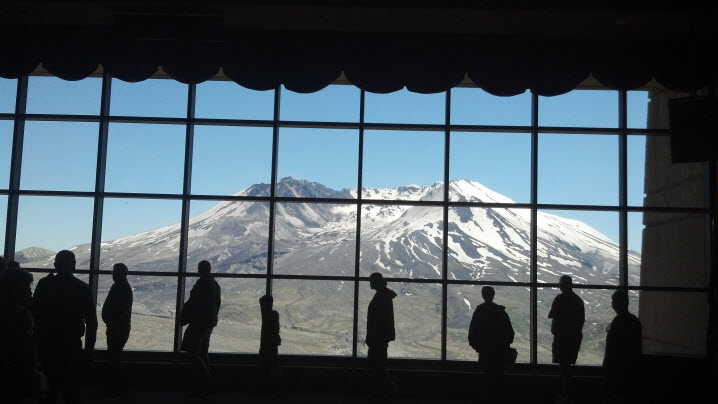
[101,263,133,396]
[366,272,397,395]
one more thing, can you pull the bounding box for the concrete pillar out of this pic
[639,88,708,355]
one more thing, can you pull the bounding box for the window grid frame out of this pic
[2,76,711,364]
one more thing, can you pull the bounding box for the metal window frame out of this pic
[2,76,711,364]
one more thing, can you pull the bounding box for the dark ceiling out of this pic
[1,1,717,38]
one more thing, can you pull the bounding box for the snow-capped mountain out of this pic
[21,176,639,285]
[18,177,638,360]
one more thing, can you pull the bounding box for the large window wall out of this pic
[0,74,710,364]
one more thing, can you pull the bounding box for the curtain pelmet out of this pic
[0,26,715,94]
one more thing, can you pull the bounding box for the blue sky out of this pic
[1,76,651,254]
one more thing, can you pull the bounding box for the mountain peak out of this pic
[15,247,56,264]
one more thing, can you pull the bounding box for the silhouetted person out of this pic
[180,260,221,397]
[101,263,133,396]
[548,275,585,401]
[602,290,642,403]
[366,272,397,395]
[31,250,97,404]
[0,267,47,402]
[8,260,21,270]
[258,294,282,394]
[468,286,515,401]
[0,255,8,287]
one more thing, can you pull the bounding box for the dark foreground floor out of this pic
[84,390,531,404]
[24,354,711,404]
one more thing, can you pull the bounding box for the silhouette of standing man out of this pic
[180,260,221,398]
[31,250,97,404]
[258,294,282,394]
[602,290,642,403]
[468,286,515,401]
[101,263,133,396]
[366,272,397,395]
[548,275,585,401]
[1,266,48,402]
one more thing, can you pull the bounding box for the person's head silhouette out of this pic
[369,272,387,290]
[0,267,33,306]
[259,294,273,310]
[481,286,495,303]
[611,290,629,314]
[113,263,128,283]
[198,260,211,277]
[558,275,573,293]
[54,250,76,275]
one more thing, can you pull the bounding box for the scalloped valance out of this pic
[1,25,716,95]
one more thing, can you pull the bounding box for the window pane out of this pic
[182,277,265,353]
[539,90,618,128]
[538,287,612,365]
[96,275,176,351]
[627,212,643,286]
[195,81,274,120]
[365,89,445,124]
[188,200,269,274]
[280,84,359,123]
[0,195,6,252]
[111,78,188,118]
[101,198,182,272]
[360,204,442,279]
[539,133,618,206]
[448,207,531,282]
[451,88,531,126]
[537,210,619,286]
[277,128,358,197]
[638,291,707,356]
[1,78,17,113]
[274,202,355,276]
[628,134,705,208]
[15,196,93,269]
[363,130,444,200]
[447,284,530,363]
[105,123,185,194]
[21,121,98,191]
[192,125,272,196]
[358,281,441,359]
[0,120,12,189]
[273,279,354,355]
[629,212,706,288]
[450,132,530,203]
[27,76,101,115]
[627,91,649,129]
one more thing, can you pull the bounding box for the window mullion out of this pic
[441,90,450,362]
[530,92,538,365]
[619,90,628,288]
[174,83,196,353]
[3,76,27,260]
[88,72,112,307]
[352,90,365,359]
[266,86,281,296]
